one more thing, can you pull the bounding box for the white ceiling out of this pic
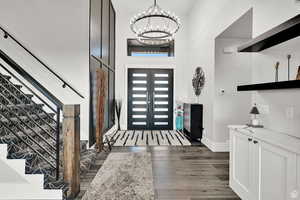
[111,0,197,16]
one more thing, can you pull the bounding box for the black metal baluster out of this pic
[56,108,61,180]
[0,87,57,141]
[0,117,56,168]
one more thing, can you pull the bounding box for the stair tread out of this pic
[6,103,44,108]
[0,74,11,80]
[0,112,56,123]
[1,125,56,143]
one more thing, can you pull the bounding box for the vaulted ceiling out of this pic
[111,0,197,15]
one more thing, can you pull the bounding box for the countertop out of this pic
[229,125,300,154]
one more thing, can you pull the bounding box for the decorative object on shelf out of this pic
[247,104,264,128]
[296,66,300,80]
[287,54,291,80]
[175,103,183,130]
[274,61,280,82]
[115,100,122,131]
[192,67,205,103]
[130,0,181,46]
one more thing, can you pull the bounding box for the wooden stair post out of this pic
[63,105,80,198]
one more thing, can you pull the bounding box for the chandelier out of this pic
[130,0,181,45]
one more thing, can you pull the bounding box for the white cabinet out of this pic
[230,129,253,200]
[229,128,299,200]
[252,141,297,200]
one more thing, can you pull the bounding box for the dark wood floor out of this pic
[76,145,240,200]
[150,146,240,200]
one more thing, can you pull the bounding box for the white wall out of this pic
[115,11,189,129]
[214,38,252,143]
[0,0,90,140]
[187,0,300,143]
[252,38,300,138]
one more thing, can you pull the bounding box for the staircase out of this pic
[0,144,62,199]
[0,71,97,199]
[0,25,95,199]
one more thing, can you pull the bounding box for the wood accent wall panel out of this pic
[95,68,107,150]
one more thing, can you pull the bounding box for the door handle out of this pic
[146,91,150,104]
[248,138,252,142]
[253,140,258,144]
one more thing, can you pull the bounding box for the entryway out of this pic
[127,68,174,130]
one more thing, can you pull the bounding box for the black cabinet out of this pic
[183,103,203,141]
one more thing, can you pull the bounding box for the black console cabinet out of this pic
[183,103,203,141]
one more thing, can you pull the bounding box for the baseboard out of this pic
[202,137,229,152]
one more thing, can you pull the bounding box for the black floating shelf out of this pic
[238,14,300,52]
[237,80,300,91]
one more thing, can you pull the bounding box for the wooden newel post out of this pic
[63,105,80,198]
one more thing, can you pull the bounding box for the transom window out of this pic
[127,39,174,57]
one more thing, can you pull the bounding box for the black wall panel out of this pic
[102,0,110,64]
[109,4,115,68]
[108,70,115,128]
[103,66,109,131]
[90,0,102,58]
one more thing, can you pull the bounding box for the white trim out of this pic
[124,64,176,130]
[202,137,229,152]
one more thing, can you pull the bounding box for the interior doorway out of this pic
[127,68,174,130]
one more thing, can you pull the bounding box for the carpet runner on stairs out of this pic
[0,73,98,199]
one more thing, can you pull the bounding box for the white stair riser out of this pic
[0,183,62,200]
[0,144,8,159]
[0,144,62,200]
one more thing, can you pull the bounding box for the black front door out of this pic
[128,68,174,130]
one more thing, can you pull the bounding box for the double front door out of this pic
[128,68,174,130]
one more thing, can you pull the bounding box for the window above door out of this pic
[127,39,175,57]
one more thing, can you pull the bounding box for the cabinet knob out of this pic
[253,140,258,144]
[290,190,299,199]
[248,138,252,142]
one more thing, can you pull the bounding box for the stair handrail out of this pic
[0,54,62,180]
[0,25,84,99]
[0,63,58,113]
[0,50,63,109]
